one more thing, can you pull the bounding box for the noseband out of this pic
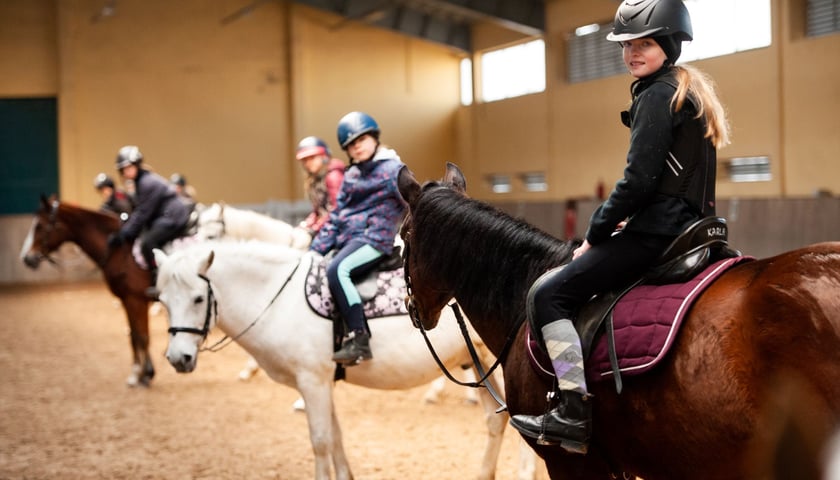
[167,260,300,352]
[167,273,218,340]
[33,200,61,266]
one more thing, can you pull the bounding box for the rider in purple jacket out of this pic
[310,112,407,365]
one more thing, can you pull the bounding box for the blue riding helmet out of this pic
[336,112,380,150]
[296,136,331,160]
[115,145,143,169]
[94,172,115,190]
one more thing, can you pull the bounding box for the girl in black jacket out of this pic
[510,0,730,453]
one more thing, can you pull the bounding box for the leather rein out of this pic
[167,260,300,352]
[401,228,514,413]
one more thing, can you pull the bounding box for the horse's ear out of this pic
[199,250,215,276]
[40,194,50,208]
[153,248,168,268]
[398,166,421,207]
[443,162,466,193]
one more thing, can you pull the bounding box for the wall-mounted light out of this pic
[487,174,511,194]
[520,172,547,192]
[726,156,771,182]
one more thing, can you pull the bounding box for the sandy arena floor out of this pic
[0,281,547,479]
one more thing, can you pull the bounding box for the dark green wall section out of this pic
[0,98,58,215]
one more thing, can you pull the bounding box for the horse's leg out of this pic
[472,367,508,480]
[329,402,353,480]
[121,295,154,387]
[299,379,352,480]
[517,440,537,480]
[424,370,480,404]
[237,354,261,381]
[423,376,447,404]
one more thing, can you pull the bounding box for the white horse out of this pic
[196,202,313,248]
[196,202,479,405]
[154,241,523,480]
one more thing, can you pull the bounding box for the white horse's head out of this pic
[196,202,226,241]
[154,246,217,373]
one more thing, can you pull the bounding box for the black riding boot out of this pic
[332,329,372,365]
[145,268,160,300]
[509,391,592,453]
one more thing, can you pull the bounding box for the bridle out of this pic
[167,259,300,352]
[201,204,228,240]
[401,220,509,412]
[32,200,62,266]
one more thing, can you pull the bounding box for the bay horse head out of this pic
[21,195,75,268]
[398,163,468,331]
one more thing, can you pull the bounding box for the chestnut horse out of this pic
[21,196,156,387]
[397,163,840,480]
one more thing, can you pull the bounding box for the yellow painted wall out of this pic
[0,0,57,97]
[1,0,461,210]
[3,0,839,210]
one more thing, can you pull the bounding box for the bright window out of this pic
[460,58,473,106]
[479,39,545,103]
[680,0,772,62]
[567,0,772,83]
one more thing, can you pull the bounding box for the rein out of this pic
[402,232,517,412]
[167,259,301,352]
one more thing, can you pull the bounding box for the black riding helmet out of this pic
[606,0,693,64]
[115,145,143,170]
[94,172,115,190]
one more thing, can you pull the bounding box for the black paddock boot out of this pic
[145,268,160,300]
[509,391,592,454]
[331,330,372,366]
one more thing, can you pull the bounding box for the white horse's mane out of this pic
[166,241,306,284]
[197,203,310,249]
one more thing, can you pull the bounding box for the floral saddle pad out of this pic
[304,256,409,320]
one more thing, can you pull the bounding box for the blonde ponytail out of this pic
[671,65,730,149]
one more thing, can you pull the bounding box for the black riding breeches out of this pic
[531,230,674,329]
[141,223,183,271]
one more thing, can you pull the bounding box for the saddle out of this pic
[304,246,407,321]
[304,246,406,382]
[527,217,742,393]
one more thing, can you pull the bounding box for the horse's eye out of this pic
[193,295,203,305]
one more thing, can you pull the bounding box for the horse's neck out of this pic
[229,209,292,243]
[210,247,303,333]
[63,208,115,266]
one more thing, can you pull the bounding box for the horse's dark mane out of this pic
[412,185,575,319]
[54,201,121,232]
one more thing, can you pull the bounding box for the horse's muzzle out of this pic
[22,253,42,269]
[165,351,197,373]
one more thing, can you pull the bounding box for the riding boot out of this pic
[509,319,592,453]
[331,329,372,365]
[145,268,161,300]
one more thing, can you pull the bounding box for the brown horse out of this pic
[21,195,155,387]
[397,163,840,480]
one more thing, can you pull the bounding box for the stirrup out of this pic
[537,435,588,454]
